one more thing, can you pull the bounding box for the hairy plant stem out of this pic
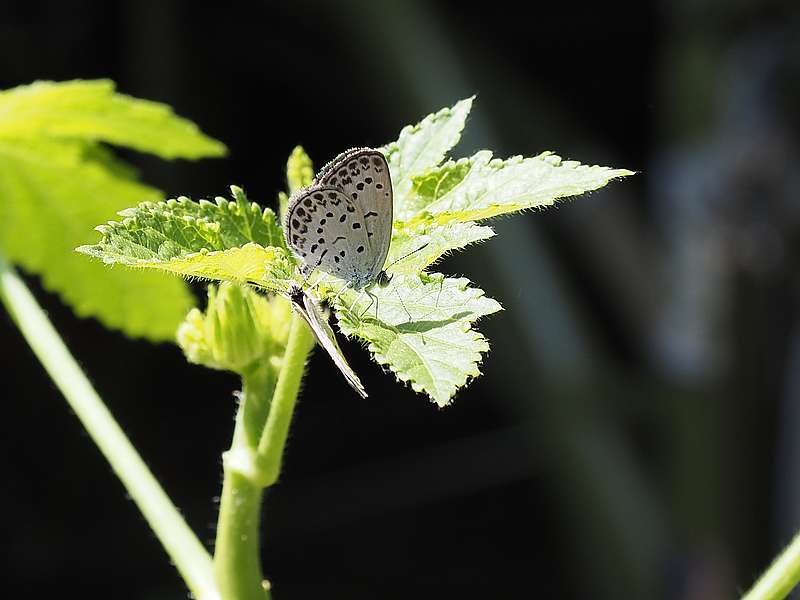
[256,314,315,479]
[743,530,800,600]
[214,365,271,600]
[0,254,219,600]
[214,313,314,599]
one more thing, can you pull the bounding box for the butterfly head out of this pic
[376,271,392,288]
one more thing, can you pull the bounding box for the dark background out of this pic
[2,1,800,598]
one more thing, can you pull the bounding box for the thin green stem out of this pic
[256,313,315,483]
[0,255,219,600]
[743,530,800,600]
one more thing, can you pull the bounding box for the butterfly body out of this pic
[285,148,393,290]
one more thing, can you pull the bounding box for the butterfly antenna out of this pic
[385,242,430,271]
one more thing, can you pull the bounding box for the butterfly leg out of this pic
[347,288,368,320]
[328,281,351,311]
[358,289,378,320]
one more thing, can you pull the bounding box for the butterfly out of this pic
[284,147,394,292]
[286,283,367,399]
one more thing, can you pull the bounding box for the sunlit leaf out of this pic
[0,79,226,159]
[83,98,632,402]
[335,274,501,406]
[0,138,194,340]
[387,221,494,275]
[383,96,473,217]
[0,79,226,340]
[78,188,293,288]
[401,150,635,226]
[286,146,314,195]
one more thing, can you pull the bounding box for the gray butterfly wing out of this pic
[288,287,367,399]
[317,148,393,282]
[285,186,375,285]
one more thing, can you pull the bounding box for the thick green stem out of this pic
[0,255,219,600]
[215,471,266,600]
[214,314,314,599]
[743,530,800,600]
[215,367,272,600]
[256,313,315,483]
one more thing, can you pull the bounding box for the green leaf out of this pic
[399,156,472,221]
[382,97,473,217]
[88,188,284,260]
[80,101,633,403]
[386,221,494,275]
[0,80,226,159]
[400,150,635,225]
[286,146,314,195]
[86,242,291,286]
[0,79,226,340]
[0,138,194,340]
[78,188,293,288]
[278,191,289,223]
[335,274,501,406]
[282,146,314,222]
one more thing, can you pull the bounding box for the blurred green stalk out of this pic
[0,253,219,600]
[743,531,800,600]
